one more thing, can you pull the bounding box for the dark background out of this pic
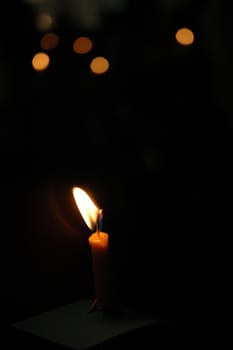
[1,0,232,336]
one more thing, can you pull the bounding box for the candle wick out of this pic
[96,223,100,238]
[96,209,103,238]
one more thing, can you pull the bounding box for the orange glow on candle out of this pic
[88,232,109,250]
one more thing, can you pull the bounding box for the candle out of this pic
[72,186,115,311]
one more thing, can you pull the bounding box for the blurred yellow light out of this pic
[73,36,93,54]
[90,56,110,75]
[175,27,194,46]
[32,52,50,71]
[40,32,60,50]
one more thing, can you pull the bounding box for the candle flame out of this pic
[72,187,100,231]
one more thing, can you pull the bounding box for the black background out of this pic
[1,0,232,336]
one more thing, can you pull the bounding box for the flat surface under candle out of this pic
[13,300,157,350]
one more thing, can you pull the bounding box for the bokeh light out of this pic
[40,32,60,50]
[90,56,110,75]
[32,52,50,71]
[73,36,93,54]
[35,13,54,32]
[175,27,194,46]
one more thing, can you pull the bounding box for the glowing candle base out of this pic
[88,231,116,312]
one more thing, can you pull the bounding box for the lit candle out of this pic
[72,187,115,312]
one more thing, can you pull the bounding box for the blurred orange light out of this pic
[175,27,194,46]
[73,36,93,54]
[90,56,110,75]
[32,52,50,71]
[40,32,60,50]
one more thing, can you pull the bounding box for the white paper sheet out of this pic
[13,300,157,349]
